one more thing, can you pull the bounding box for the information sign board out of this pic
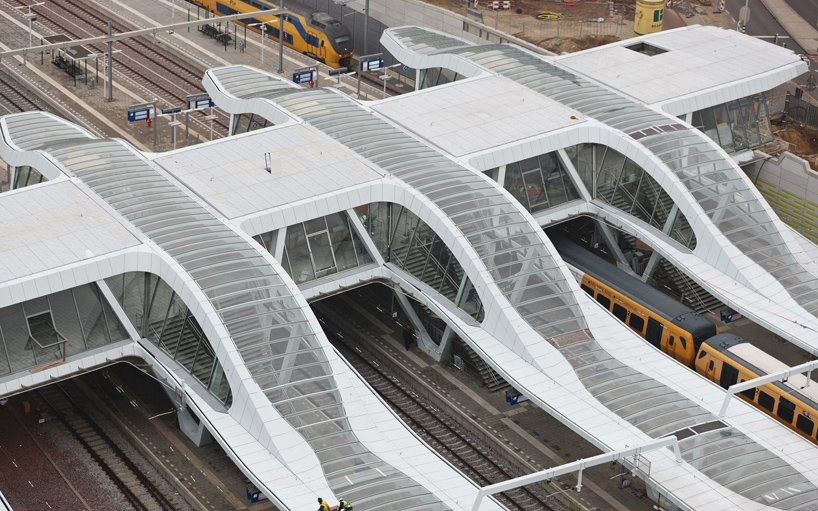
[127,107,152,122]
[292,70,316,84]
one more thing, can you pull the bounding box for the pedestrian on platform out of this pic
[403,324,414,351]
[317,497,330,511]
[338,498,353,510]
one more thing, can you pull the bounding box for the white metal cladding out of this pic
[385,27,818,326]
[205,66,818,509]
[1,111,450,511]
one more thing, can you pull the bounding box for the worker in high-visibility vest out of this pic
[317,497,330,511]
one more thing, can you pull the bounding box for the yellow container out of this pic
[633,0,664,37]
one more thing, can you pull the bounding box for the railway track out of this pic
[5,0,231,135]
[314,304,566,511]
[0,70,44,114]
[36,381,178,511]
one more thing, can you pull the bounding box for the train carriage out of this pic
[201,0,353,68]
[556,237,718,367]
[697,334,818,444]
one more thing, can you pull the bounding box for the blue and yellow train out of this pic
[201,0,354,68]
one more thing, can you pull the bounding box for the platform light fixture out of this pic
[13,2,45,48]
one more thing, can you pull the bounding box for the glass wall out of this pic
[503,152,581,214]
[254,211,373,285]
[1,165,47,193]
[105,272,233,406]
[418,67,463,90]
[0,283,128,377]
[230,113,272,136]
[354,203,485,322]
[565,143,697,250]
[691,93,773,153]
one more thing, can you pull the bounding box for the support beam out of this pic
[346,209,384,265]
[596,220,638,277]
[719,359,818,417]
[558,149,591,202]
[471,436,682,511]
[392,287,439,360]
[639,250,662,283]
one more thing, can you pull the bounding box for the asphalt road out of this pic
[723,0,806,54]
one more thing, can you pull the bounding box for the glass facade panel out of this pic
[74,284,111,349]
[357,202,484,321]
[418,67,462,90]
[231,113,271,135]
[50,289,86,356]
[5,165,47,192]
[502,152,580,214]
[0,283,124,374]
[255,211,375,285]
[567,143,697,250]
[692,93,773,153]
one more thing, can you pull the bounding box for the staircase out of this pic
[452,337,509,392]
[654,258,724,314]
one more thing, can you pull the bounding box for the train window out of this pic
[680,337,687,350]
[580,284,594,296]
[758,391,775,412]
[628,314,645,332]
[596,294,611,309]
[708,360,714,371]
[669,336,674,346]
[739,381,755,400]
[698,349,707,359]
[796,414,815,436]
[612,304,627,322]
[777,397,795,423]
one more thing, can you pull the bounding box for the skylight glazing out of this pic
[355,202,484,321]
[7,112,445,511]
[443,43,818,319]
[565,143,696,249]
[265,86,587,339]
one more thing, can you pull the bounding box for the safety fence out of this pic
[785,92,818,130]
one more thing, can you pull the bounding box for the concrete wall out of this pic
[744,151,818,244]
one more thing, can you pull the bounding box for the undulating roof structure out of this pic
[0,23,816,511]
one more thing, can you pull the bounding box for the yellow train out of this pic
[556,237,818,445]
[200,0,354,68]
[556,237,717,367]
[697,334,818,444]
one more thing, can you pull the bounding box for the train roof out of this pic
[704,333,818,410]
[553,237,715,336]
[257,0,320,19]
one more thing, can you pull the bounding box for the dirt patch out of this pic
[773,118,818,169]
[539,34,619,52]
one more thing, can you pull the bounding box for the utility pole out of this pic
[107,21,113,101]
[363,0,369,54]
[278,0,285,74]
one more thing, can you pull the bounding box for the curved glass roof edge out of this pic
[199,60,818,509]
[1,111,453,511]
[446,42,818,319]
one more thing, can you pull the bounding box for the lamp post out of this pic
[14,3,45,48]
[248,19,279,64]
